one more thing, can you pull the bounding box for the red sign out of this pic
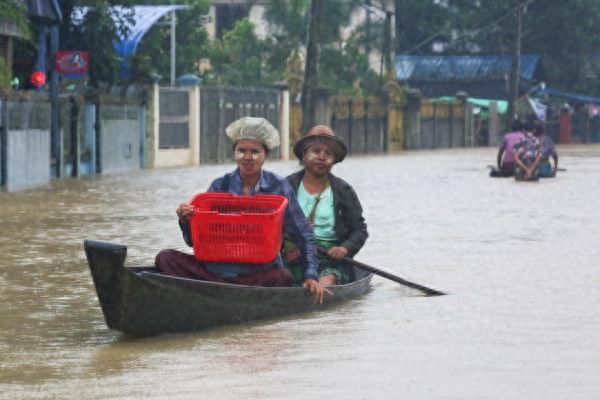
[55,51,89,74]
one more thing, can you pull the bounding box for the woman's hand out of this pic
[303,278,333,304]
[327,246,348,260]
[176,202,195,223]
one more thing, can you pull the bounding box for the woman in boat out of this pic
[155,117,329,303]
[284,125,368,286]
[514,120,542,181]
[531,119,559,178]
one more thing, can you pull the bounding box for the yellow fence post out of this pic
[384,80,406,152]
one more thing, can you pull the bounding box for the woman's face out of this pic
[234,139,266,178]
[303,140,336,175]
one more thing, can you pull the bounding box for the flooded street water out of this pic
[1,145,599,400]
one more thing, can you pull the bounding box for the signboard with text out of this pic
[55,51,89,79]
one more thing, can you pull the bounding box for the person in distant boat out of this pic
[513,120,542,181]
[155,117,329,303]
[531,119,559,177]
[495,119,526,177]
[283,125,368,286]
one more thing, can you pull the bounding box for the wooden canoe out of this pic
[84,240,373,336]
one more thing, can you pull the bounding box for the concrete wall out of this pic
[149,84,289,167]
[5,129,50,191]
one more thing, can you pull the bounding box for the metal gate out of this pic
[159,87,190,149]
[329,96,387,155]
[200,87,281,163]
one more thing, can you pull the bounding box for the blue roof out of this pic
[395,55,540,82]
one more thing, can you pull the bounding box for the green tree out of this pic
[204,18,265,85]
[0,0,30,90]
[260,0,372,93]
[260,0,362,57]
[522,0,600,94]
[57,0,210,85]
[59,1,135,87]
[133,0,210,83]
[397,0,600,97]
[320,36,381,95]
[394,0,453,54]
[259,0,308,82]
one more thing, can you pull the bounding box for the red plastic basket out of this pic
[189,193,288,264]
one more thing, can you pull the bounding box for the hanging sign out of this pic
[55,51,89,78]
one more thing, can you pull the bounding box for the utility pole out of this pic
[301,0,321,133]
[384,9,392,80]
[507,0,524,124]
[365,0,372,58]
[379,3,394,87]
[170,10,176,86]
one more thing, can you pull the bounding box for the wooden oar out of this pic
[317,247,445,296]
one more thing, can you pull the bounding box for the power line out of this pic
[398,1,533,55]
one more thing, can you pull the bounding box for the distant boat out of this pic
[488,166,512,178]
[84,240,373,336]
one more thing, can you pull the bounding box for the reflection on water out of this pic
[1,146,599,400]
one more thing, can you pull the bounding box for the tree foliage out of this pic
[133,0,210,83]
[394,0,600,96]
[59,1,135,87]
[9,0,600,98]
[522,0,600,94]
[394,0,453,54]
[0,0,30,39]
[257,0,377,93]
[12,0,209,88]
[0,0,30,89]
[204,19,265,85]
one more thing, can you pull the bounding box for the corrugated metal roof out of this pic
[395,55,540,81]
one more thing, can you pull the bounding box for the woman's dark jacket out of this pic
[286,170,368,258]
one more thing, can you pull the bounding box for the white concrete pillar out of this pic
[189,86,201,165]
[150,83,160,168]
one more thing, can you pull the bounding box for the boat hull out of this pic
[84,240,372,336]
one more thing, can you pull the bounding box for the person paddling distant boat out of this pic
[531,119,559,177]
[514,119,542,181]
[494,119,526,177]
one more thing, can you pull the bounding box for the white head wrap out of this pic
[225,117,280,150]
